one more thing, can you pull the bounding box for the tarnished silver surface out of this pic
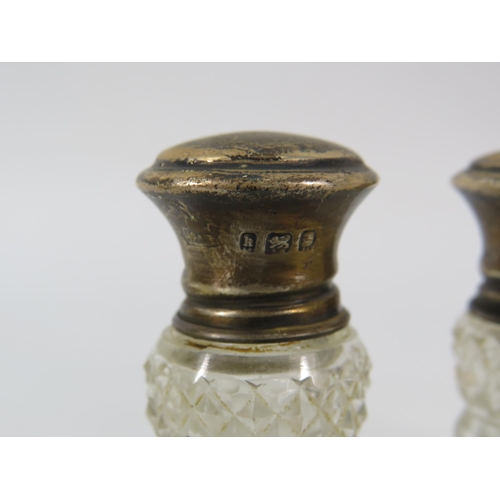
[137,131,378,343]
[454,151,500,323]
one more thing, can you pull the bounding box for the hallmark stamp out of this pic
[240,232,257,252]
[265,233,292,254]
[298,230,316,251]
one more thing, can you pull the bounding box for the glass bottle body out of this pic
[145,325,370,437]
[454,313,500,436]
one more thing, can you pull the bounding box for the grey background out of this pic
[1,63,498,436]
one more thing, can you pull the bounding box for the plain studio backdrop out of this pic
[1,63,499,437]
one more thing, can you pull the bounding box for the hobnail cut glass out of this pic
[454,313,500,436]
[145,325,371,437]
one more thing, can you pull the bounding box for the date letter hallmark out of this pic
[298,230,316,251]
[240,233,257,252]
[265,233,292,254]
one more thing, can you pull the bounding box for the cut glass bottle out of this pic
[137,132,378,436]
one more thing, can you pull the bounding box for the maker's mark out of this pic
[240,233,257,252]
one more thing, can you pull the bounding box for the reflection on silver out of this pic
[454,313,500,436]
